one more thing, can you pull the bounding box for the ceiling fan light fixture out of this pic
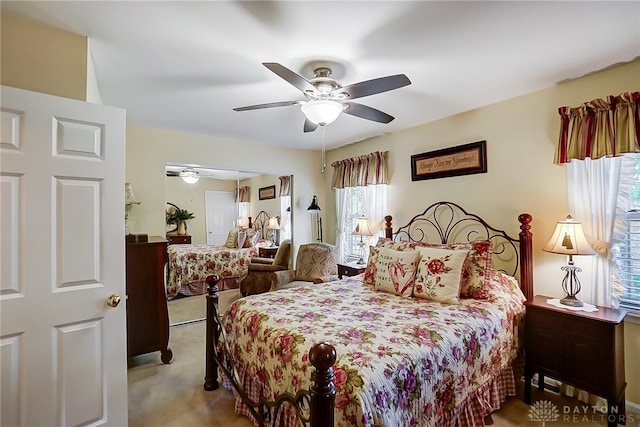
[180,169,200,184]
[301,99,344,126]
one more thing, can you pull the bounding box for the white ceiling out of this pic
[3,1,639,150]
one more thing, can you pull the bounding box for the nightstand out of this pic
[524,295,626,427]
[259,246,279,259]
[337,262,367,278]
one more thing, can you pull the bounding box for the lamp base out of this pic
[560,295,584,307]
[356,257,366,265]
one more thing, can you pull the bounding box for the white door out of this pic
[0,86,128,426]
[205,191,236,245]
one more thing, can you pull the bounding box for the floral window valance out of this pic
[331,151,389,189]
[554,91,639,164]
[236,186,250,203]
[278,175,291,197]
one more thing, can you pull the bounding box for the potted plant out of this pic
[168,208,195,235]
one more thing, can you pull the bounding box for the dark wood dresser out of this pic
[166,234,191,244]
[524,295,626,426]
[126,236,173,363]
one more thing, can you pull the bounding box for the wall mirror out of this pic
[164,163,293,324]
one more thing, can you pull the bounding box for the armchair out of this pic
[240,240,291,296]
[273,242,339,291]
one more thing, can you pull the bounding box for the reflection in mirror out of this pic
[164,163,293,325]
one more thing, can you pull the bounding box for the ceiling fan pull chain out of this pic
[321,126,326,176]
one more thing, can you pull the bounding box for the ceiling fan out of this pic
[233,62,411,132]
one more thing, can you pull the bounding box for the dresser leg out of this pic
[608,394,626,427]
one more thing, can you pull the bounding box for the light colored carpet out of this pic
[129,315,639,426]
[167,291,242,326]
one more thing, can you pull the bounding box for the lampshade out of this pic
[180,169,200,184]
[267,217,280,230]
[542,215,595,256]
[307,195,321,213]
[352,217,374,237]
[125,183,140,205]
[301,100,344,126]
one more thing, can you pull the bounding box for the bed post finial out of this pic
[309,342,337,427]
[384,215,393,239]
[517,213,534,301]
[204,274,221,391]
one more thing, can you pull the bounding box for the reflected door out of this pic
[205,191,236,245]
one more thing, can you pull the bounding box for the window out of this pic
[336,185,387,263]
[612,154,640,315]
[343,187,366,262]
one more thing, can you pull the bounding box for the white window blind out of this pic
[613,154,640,315]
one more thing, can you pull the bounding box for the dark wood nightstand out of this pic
[166,234,191,244]
[524,295,626,427]
[337,262,367,278]
[259,246,279,259]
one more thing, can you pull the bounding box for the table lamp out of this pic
[267,217,280,246]
[542,215,596,307]
[352,216,374,264]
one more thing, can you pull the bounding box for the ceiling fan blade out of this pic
[233,100,299,111]
[342,101,395,124]
[337,74,411,100]
[263,62,316,94]
[303,118,318,133]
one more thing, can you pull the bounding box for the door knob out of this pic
[106,294,121,308]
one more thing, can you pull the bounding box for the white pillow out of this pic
[374,248,421,298]
[413,246,469,304]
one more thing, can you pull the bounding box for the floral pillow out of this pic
[243,228,260,248]
[374,248,421,298]
[363,239,416,285]
[224,227,240,248]
[416,239,493,299]
[413,246,470,304]
[236,231,247,249]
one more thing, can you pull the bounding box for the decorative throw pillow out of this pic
[224,227,240,248]
[363,246,381,285]
[243,228,260,248]
[413,246,469,303]
[415,239,493,299]
[363,239,417,285]
[374,248,421,298]
[236,231,247,249]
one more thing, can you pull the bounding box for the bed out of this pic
[166,212,276,298]
[204,201,534,426]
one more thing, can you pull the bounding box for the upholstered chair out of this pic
[239,240,292,296]
[273,242,339,291]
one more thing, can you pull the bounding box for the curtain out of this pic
[278,175,291,197]
[236,186,250,203]
[331,151,390,189]
[556,92,639,408]
[567,157,624,308]
[555,91,640,164]
[280,195,291,242]
[335,189,349,262]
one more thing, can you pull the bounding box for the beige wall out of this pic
[325,59,640,404]
[1,13,87,100]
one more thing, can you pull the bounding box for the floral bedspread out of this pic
[222,271,526,427]
[166,244,256,298]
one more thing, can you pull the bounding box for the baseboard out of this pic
[627,400,640,412]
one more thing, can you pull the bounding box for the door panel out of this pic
[205,190,236,245]
[0,86,127,426]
